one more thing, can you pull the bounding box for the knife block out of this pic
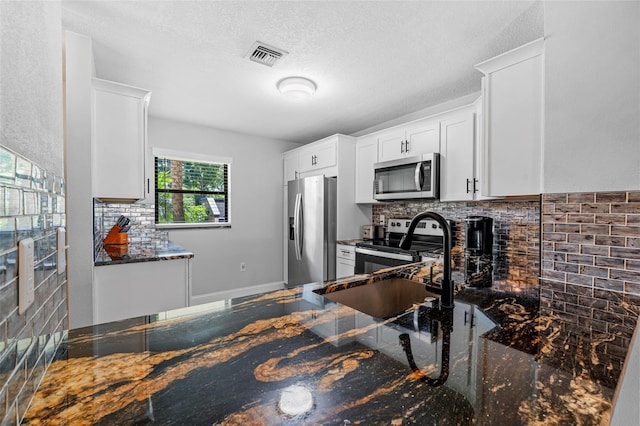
[104,244,128,260]
[104,225,128,245]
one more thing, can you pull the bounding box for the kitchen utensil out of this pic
[116,215,127,228]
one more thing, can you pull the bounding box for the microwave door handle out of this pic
[293,193,303,260]
[414,163,424,191]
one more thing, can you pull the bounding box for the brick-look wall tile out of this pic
[567,193,595,203]
[595,192,628,203]
[0,146,68,425]
[372,197,540,293]
[93,201,169,255]
[541,191,640,383]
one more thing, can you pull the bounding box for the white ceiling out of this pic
[61,1,543,144]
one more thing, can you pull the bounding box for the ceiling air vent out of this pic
[246,42,288,67]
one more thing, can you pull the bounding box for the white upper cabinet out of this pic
[355,134,378,204]
[298,138,338,176]
[377,127,406,163]
[405,119,441,157]
[475,38,544,197]
[377,118,440,163]
[92,78,151,201]
[283,151,299,184]
[439,107,477,202]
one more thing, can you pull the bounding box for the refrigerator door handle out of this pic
[293,193,303,260]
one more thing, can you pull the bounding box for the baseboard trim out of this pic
[190,281,285,306]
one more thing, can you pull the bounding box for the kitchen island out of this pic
[24,264,625,425]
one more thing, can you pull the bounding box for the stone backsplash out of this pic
[93,201,168,256]
[372,197,541,295]
[540,192,640,387]
[0,146,67,424]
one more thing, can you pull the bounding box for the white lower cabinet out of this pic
[94,258,191,325]
[336,244,356,278]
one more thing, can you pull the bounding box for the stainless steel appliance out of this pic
[464,216,493,255]
[287,176,337,287]
[355,218,448,274]
[362,224,386,240]
[373,153,440,201]
[463,216,493,287]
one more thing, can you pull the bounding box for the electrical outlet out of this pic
[57,227,66,274]
[240,262,247,272]
[18,238,35,315]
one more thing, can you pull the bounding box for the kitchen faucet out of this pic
[399,308,453,387]
[399,211,454,309]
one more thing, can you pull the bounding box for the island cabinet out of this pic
[475,38,544,197]
[92,78,151,201]
[377,118,440,163]
[93,258,190,325]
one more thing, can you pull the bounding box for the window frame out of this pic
[152,148,232,229]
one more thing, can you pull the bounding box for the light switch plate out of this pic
[18,238,35,315]
[57,227,66,274]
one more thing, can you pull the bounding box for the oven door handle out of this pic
[414,162,424,191]
[355,247,415,262]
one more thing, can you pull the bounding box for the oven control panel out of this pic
[387,218,445,236]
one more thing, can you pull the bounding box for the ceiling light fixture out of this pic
[277,77,317,100]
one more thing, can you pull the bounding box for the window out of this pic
[154,149,231,228]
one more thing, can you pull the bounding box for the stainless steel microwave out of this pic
[373,153,439,200]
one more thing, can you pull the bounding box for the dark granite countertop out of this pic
[94,241,194,266]
[24,263,627,425]
[336,239,362,246]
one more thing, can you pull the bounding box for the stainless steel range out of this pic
[355,218,450,274]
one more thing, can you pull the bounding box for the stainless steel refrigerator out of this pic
[287,176,337,287]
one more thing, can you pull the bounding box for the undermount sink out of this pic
[316,278,439,319]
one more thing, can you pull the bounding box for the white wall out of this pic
[0,0,63,176]
[543,1,640,192]
[148,117,299,302]
[64,31,96,328]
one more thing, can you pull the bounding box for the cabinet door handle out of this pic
[473,178,478,194]
[400,140,404,153]
[405,140,409,153]
[464,311,475,327]
[466,178,471,194]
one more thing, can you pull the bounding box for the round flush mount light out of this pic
[277,76,317,100]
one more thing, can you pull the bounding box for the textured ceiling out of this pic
[61,1,543,144]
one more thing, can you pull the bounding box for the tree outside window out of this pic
[155,156,229,226]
